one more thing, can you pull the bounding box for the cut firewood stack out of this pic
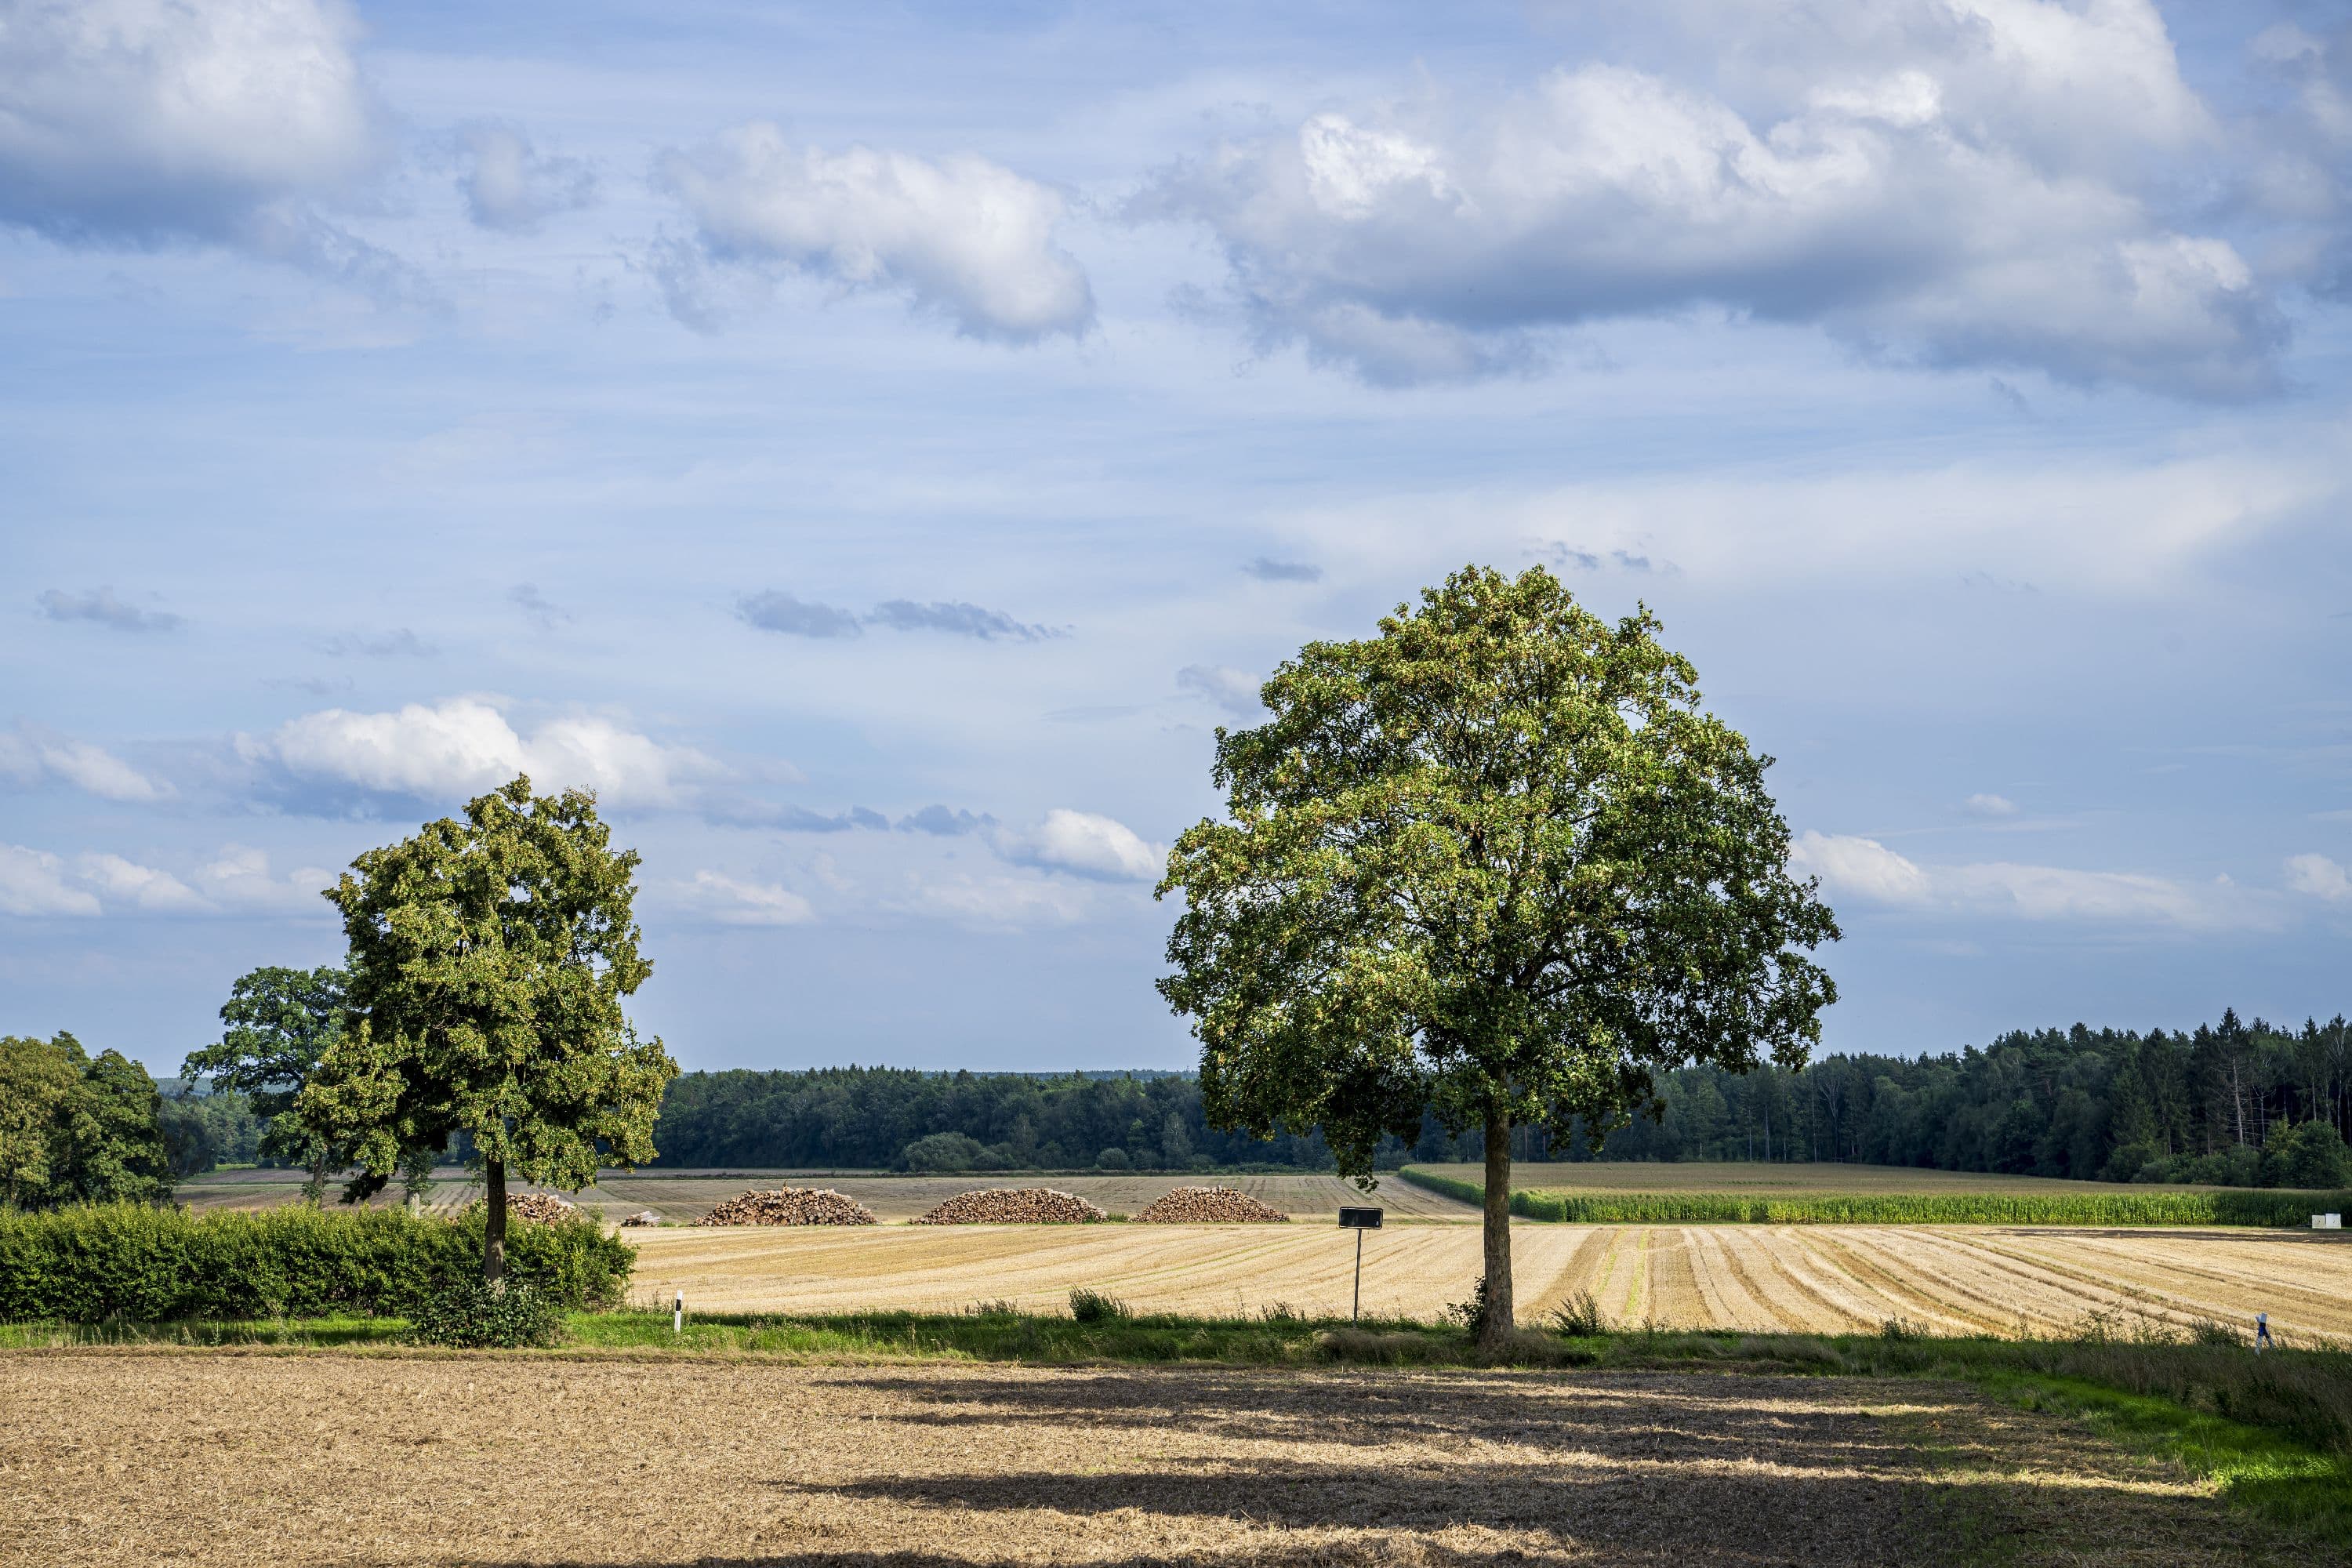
[504,1192,580,1224]
[695,1188,879,1226]
[909,1188,1109,1225]
[1133,1186,1290,1224]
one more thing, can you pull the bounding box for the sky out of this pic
[3,0,2351,1079]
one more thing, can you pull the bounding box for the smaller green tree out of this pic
[38,1034,176,1207]
[2261,1120,2350,1190]
[296,775,679,1283]
[0,1034,83,1207]
[183,965,350,1200]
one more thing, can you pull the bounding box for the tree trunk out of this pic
[305,1148,328,1205]
[1479,1108,1515,1349]
[484,1158,507,1288]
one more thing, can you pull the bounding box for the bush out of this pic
[1095,1147,1130,1171]
[1069,1287,1131,1323]
[408,1280,564,1348]
[898,1131,999,1173]
[0,1202,631,1323]
[2263,1121,2352,1191]
[1547,1290,1610,1338]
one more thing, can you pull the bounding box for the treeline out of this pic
[652,1010,2352,1189]
[1586,1011,2351,1188]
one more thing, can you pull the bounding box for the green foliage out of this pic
[0,1034,174,1209]
[0,1202,630,1322]
[296,776,677,1279]
[406,1279,563,1348]
[182,964,349,1189]
[898,1131,999,1172]
[1094,1146,1130,1170]
[1547,1290,1609,1337]
[2263,1121,2351,1190]
[1160,565,1838,1172]
[1069,1287,1131,1323]
[157,1084,264,1178]
[1396,1165,2352,1226]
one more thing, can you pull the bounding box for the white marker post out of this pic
[674,1290,684,1336]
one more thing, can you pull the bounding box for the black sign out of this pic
[1338,1206,1384,1229]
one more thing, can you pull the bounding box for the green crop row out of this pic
[1393,1167,2352,1227]
[0,1202,633,1322]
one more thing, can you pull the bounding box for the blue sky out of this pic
[4,0,2350,1076]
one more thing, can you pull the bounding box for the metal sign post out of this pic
[673,1290,684,1335]
[1338,1207,1383,1322]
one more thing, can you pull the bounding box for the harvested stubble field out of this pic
[593,1171,1477,1223]
[625,1224,2352,1345]
[2,1352,2300,1567]
[1421,1161,2207,1195]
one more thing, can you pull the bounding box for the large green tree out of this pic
[0,1032,176,1208]
[182,964,350,1199]
[0,1034,83,1207]
[1158,566,1838,1345]
[295,776,677,1283]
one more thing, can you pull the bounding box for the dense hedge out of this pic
[0,1203,633,1323]
[1395,1167,2352,1227]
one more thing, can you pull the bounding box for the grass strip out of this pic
[1395,1164,2352,1226]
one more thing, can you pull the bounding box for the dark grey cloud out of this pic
[738,591,866,639]
[1244,557,1323,583]
[510,583,572,630]
[868,599,1056,641]
[319,628,433,658]
[37,587,182,633]
[453,121,597,234]
[898,804,996,836]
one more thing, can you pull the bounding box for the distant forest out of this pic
[648,1009,2352,1189]
[165,1008,2352,1190]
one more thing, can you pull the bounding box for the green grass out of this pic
[1396,1164,2352,1226]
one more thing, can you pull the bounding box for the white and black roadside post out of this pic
[674,1290,684,1336]
[1338,1207,1383,1322]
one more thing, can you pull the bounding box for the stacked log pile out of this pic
[909,1188,1108,1225]
[695,1188,879,1226]
[504,1192,580,1224]
[1133,1186,1291,1224]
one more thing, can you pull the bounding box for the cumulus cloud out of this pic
[2286,852,2352,902]
[194,844,333,913]
[0,844,100,916]
[1964,793,2018,817]
[246,697,721,808]
[997,808,1163,883]
[77,851,207,912]
[737,591,1056,641]
[37,586,181,632]
[678,869,815,926]
[896,873,1094,929]
[1176,664,1263,718]
[654,125,1094,340]
[452,120,595,233]
[1136,5,2285,395]
[1791,829,2233,929]
[0,727,169,802]
[1244,557,1323,583]
[0,0,390,275]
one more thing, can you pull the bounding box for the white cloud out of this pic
[2286,852,2352,902]
[1963,793,2017,817]
[1791,828,2236,930]
[77,852,208,912]
[452,120,595,233]
[196,845,334,913]
[251,697,722,808]
[0,0,379,247]
[0,728,169,801]
[680,869,816,926]
[1790,830,1935,905]
[997,808,1164,883]
[897,873,1095,929]
[655,125,1094,341]
[1137,9,2280,395]
[1176,664,1263,717]
[0,844,100,916]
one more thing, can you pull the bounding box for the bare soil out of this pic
[0,1352,2290,1567]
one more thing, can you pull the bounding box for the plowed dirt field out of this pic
[2,1354,2296,1567]
[625,1223,2352,1344]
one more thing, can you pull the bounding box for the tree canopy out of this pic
[1159,565,1838,1341]
[182,964,349,1198]
[0,1032,174,1208]
[295,775,677,1282]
